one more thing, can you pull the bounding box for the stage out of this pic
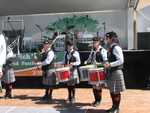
[0,88,150,113]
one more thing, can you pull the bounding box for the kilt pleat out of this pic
[67,68,79,86]
[2,68,15,84]
[106,69,126,93]
[42,70,58,87]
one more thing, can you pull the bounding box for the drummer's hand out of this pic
[55,63,63,68]
[70,63,75,66]
[37,65,41,69]
[104,63,111,68]
[66,63,73,68]
[36,62,42,66]
[32,59,38,64]
[84,61,87,65]
[35,62,42,69]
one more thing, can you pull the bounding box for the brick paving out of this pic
[0,88,150,113]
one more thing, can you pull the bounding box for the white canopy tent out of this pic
[0,0,129,16]
[0,0,140,49]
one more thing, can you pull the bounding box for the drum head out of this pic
[48,69,55,72]
[55,67,70,71]
[88,68,104,71]
[79,65,95,69]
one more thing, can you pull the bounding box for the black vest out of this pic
[3,58,14,69]
[65,51,76,65]
[95,48,104,63]
[90,48,103,63]
[41,50,54,71]
[108,44,123,71]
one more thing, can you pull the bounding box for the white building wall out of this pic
[137,6,150,32]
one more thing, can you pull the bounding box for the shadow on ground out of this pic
[10,95,107,113]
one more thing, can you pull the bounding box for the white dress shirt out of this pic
[87,45,108,63]
[0,34,6,73]
[41,50,55,66]
[98,46,108,62]
[110,43,124,67]
[62,50,81,66]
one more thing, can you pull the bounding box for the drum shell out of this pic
[88,68,106,85]
[55,67,71,83]
[79,65,95,81]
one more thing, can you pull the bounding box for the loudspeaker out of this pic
[138,32,150,49]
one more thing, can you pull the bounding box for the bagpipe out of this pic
[32,34,66,66]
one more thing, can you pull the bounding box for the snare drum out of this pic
[88,68,106,85]
[79,65,95,81]
[55,67,70,83]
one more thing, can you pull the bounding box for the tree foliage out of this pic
[46,15,99,32]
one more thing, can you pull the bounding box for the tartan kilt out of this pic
[42,69,58,87]
[2,68,15,84]
[67,68,79,86]
[106,69,126,93]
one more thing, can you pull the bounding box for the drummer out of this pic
[62,40,81,103]
[85,36,108,107]
[104,31,126,113]
[2,47,16,98]
[35,40,56,102]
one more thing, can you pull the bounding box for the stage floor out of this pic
[0,88,150,113]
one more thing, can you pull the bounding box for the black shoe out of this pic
[4,94,13,99]
[106,107,119,113]
[4,95,9,99]
[66,98,75,104]
[48,98,53,103]
[66,98,71,103]
[8,94,13,99]
[70,98,75,104]
[92,101,100,107]
[41,95,48,100]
